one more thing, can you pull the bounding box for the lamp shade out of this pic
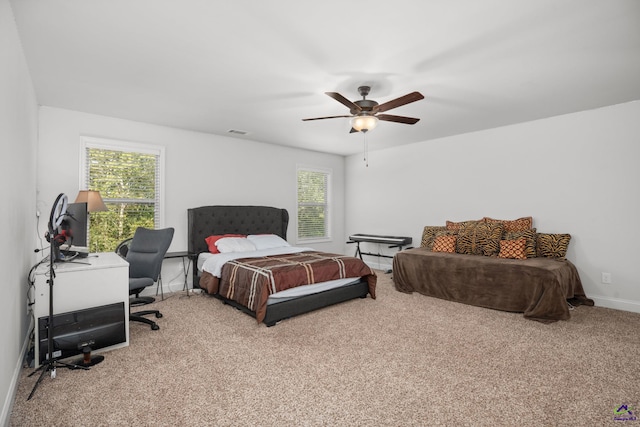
[75,190,108,212]
[351,115,378,132]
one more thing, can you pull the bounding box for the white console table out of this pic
[32,252,130,367]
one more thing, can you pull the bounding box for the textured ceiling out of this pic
[10,0,640,155]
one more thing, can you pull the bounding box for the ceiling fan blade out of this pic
[349,127,358,133]
[302,115,352,121]
[377,114,420,125]
[376,92,424,113]
[326,92,362,112]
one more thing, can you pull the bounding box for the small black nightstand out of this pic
[164,251,192,297]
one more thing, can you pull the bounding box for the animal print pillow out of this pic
[483,216,533,232]
[421,226,448,249]
[503,228,537,258]
[536,233,571,258]
[456,221,503,256]
[445,219,482,231]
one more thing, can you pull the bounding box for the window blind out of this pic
[81,138,163,252]
[84,147,160,225]
[297,168,330,240]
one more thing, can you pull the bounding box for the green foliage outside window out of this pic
[88,204,154,253]
[297,169,328,239]
[86,148,158,252]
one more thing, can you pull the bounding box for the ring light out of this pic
[48,193,68,233]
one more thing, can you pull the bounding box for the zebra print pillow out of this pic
[421,226,448,249]
[536,233,571,258]
[445,219,482,231]
[456,221,504,256]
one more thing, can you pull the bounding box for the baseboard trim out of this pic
[364,260,393,272]
[589,295,640,314]
[2,320,32,427]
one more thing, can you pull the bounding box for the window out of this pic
[80,137,164,252]
[297,167,331,242]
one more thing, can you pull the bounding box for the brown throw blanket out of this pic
[212,251,376,323]
[393,248,593,322]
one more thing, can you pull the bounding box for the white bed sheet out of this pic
[199,246,314,277]
[197,247,363,304]
[265,277,362,303]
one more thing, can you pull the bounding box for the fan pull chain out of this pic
[363,132,369,167]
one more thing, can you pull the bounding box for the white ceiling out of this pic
[10,0,640,156]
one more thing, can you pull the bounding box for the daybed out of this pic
[392,216,593,322]
[188,205,376,326]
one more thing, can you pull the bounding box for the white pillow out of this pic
[247,234,290,250]
[215,237,257,253]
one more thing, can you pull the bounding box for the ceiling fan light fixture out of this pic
[351,115,378,132]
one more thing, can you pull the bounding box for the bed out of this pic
[187,205,377,326]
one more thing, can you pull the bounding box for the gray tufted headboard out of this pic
[187,205,289,256]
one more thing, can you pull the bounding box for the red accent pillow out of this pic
[205,234,246,254]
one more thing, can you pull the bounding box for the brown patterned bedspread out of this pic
[212,251,377,323]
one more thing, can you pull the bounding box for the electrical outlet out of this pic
[601,272,612,284]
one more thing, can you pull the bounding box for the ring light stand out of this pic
[48,193,66,262]
[28,193,91,400]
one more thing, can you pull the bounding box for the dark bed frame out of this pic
[187,205,369,326]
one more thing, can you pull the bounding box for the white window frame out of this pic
[296,165,332,244]
[79,135,166,228]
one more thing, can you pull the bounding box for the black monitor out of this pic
[38,302,126,364]
[56,202,88,260]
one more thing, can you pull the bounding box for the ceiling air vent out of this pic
[227,129,249,136]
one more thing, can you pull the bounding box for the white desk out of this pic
[33,252,129,366]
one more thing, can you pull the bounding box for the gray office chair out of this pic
[115,227,174,330]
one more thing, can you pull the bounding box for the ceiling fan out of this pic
[303,86,424,133]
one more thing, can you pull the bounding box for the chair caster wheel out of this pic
[151,324,160,330]
[156,313,163,318]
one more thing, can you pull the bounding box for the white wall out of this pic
[345,101,640,312]
[0,0,39,424]
[36,107,346,291]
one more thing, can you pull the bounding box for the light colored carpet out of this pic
[10,271,640,426]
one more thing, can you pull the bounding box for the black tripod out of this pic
[27,212,89,400]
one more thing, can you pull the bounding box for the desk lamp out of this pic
[75,190,108,213]
[75,190,108,253]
